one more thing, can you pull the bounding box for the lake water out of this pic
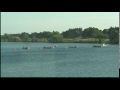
[1,42,119,77]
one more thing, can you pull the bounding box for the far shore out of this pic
[1,38,111,43]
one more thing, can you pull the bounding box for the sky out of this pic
[1,12,119,35]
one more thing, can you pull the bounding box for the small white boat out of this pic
[102,43,107,46]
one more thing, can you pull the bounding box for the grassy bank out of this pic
[62,38,110,43]
[1,38,110,43]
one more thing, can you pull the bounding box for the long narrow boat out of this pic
[69,46,78,48]
[93,43,107,48]
[93,45,102,47]
[23,46,29,49]
[43,46,54,49]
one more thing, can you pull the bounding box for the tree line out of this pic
[1,26,119,44]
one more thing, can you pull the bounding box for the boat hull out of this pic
[93,45,102,47]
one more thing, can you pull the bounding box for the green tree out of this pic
[12,36,21,42]
[109,30,119,44]
[62,28,82,38]
[49,35,63,43]
[103,29,108,34]
[98,38,102,44]
[108,27,119,44]
[20,32,29,42]
[82,27,100,38]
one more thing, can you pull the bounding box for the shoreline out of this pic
[1,41,119,44]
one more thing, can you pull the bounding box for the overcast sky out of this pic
[1,12,119,35]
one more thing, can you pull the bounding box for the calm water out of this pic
[1,42,119,77]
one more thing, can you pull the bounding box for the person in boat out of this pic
[23,46,29,49]
[93,44,102,47]
[43,46,54,49]
[54,45,57,47]
[69,46,78,48]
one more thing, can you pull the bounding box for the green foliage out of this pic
[12,36,21,42]
[98,38,102,44]
[109,30,119,44]
[82,27,102,38]
[1,26,119,44]
[49,35,63,43]
[20,32,29,41]
[62,28,82,38]
[103,29,108,34]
